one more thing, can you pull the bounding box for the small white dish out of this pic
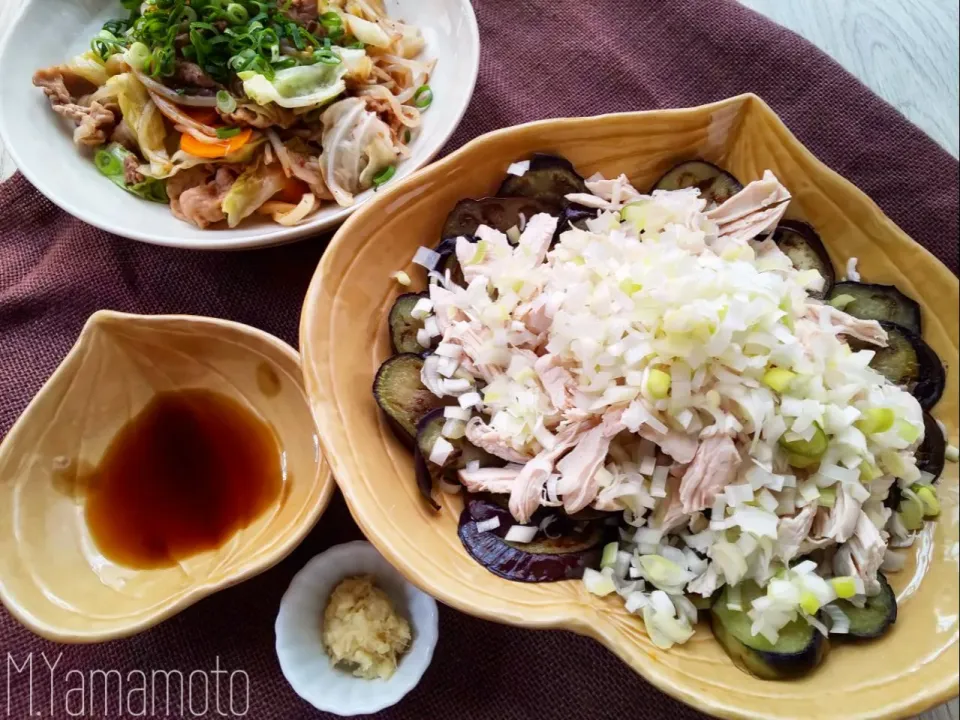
[275,541,438,716]
[0,0,479,250]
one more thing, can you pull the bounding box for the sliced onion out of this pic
[133,68,219,107]
[265,128,292,178]
[149,90,217,136]
[272,193,318,227]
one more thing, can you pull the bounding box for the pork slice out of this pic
[33,65,97,106]
[171,167,236,229]
[51,100,118,147]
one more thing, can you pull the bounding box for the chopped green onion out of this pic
[403,129,412,143]
[94,143,168,204]
[216,90,237,114]
[94,148,124,177]
[226,3,249,24]
[346,41,365,49]
[762,367,796,393]
[372,165,396,188]
[413,84,433,109]
[320,11,344,39]
[180,6,197,25]
[216,127,242,139]
[855,407,895,435]
[312,48,341,65]
[127,41,151,70]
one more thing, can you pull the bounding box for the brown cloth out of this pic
[1,1,957,718]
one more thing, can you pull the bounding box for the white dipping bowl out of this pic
[275,541,439,716]
[0,0,479,250]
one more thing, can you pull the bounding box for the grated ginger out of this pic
[322,575,412,680]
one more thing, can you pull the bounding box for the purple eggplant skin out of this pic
[413,445,441,512]
[551,203,596,245]
[916,411,946,483]
[457,497,607,583]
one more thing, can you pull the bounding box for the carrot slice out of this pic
[179,128,253,159]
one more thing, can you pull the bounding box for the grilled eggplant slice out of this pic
[849,321,945,410]
[828,573,897,639]
[417,408,461,468]
[373,354,445,440]
[497,153,588,210]
[389,293,429,354]
[652,160,743,208]
[458,497,606,582]
[828,282,922,334]
[441,197,554,240]
[771,220,835,299]
[916,411,947,483]
[711,582,829,680]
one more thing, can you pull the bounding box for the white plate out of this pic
[275,541,439,716]
[0,0,479,250]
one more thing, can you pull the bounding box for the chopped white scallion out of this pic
[442,378,473,395]
[412,246,441,270]
[444,406,472,421]
[429,437,456,466]
[650,465,669,497]
[458,391,482,409]
[845,257,860,282]
[423,316,440,339]
[503,525,537,543]
[410,298,434,319]
[436,356,460,378]
[441,418,466,439]
[638,455,657,476]
[506,160,530,176]
[416,328,433,348]
[475,517,501,533]
[822,604,849,634]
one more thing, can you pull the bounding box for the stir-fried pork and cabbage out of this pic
[33,0,434,229]
[374,155,955,679]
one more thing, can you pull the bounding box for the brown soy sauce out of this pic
[84,388,283,569]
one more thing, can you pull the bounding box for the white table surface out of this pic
[0,1,958,718]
